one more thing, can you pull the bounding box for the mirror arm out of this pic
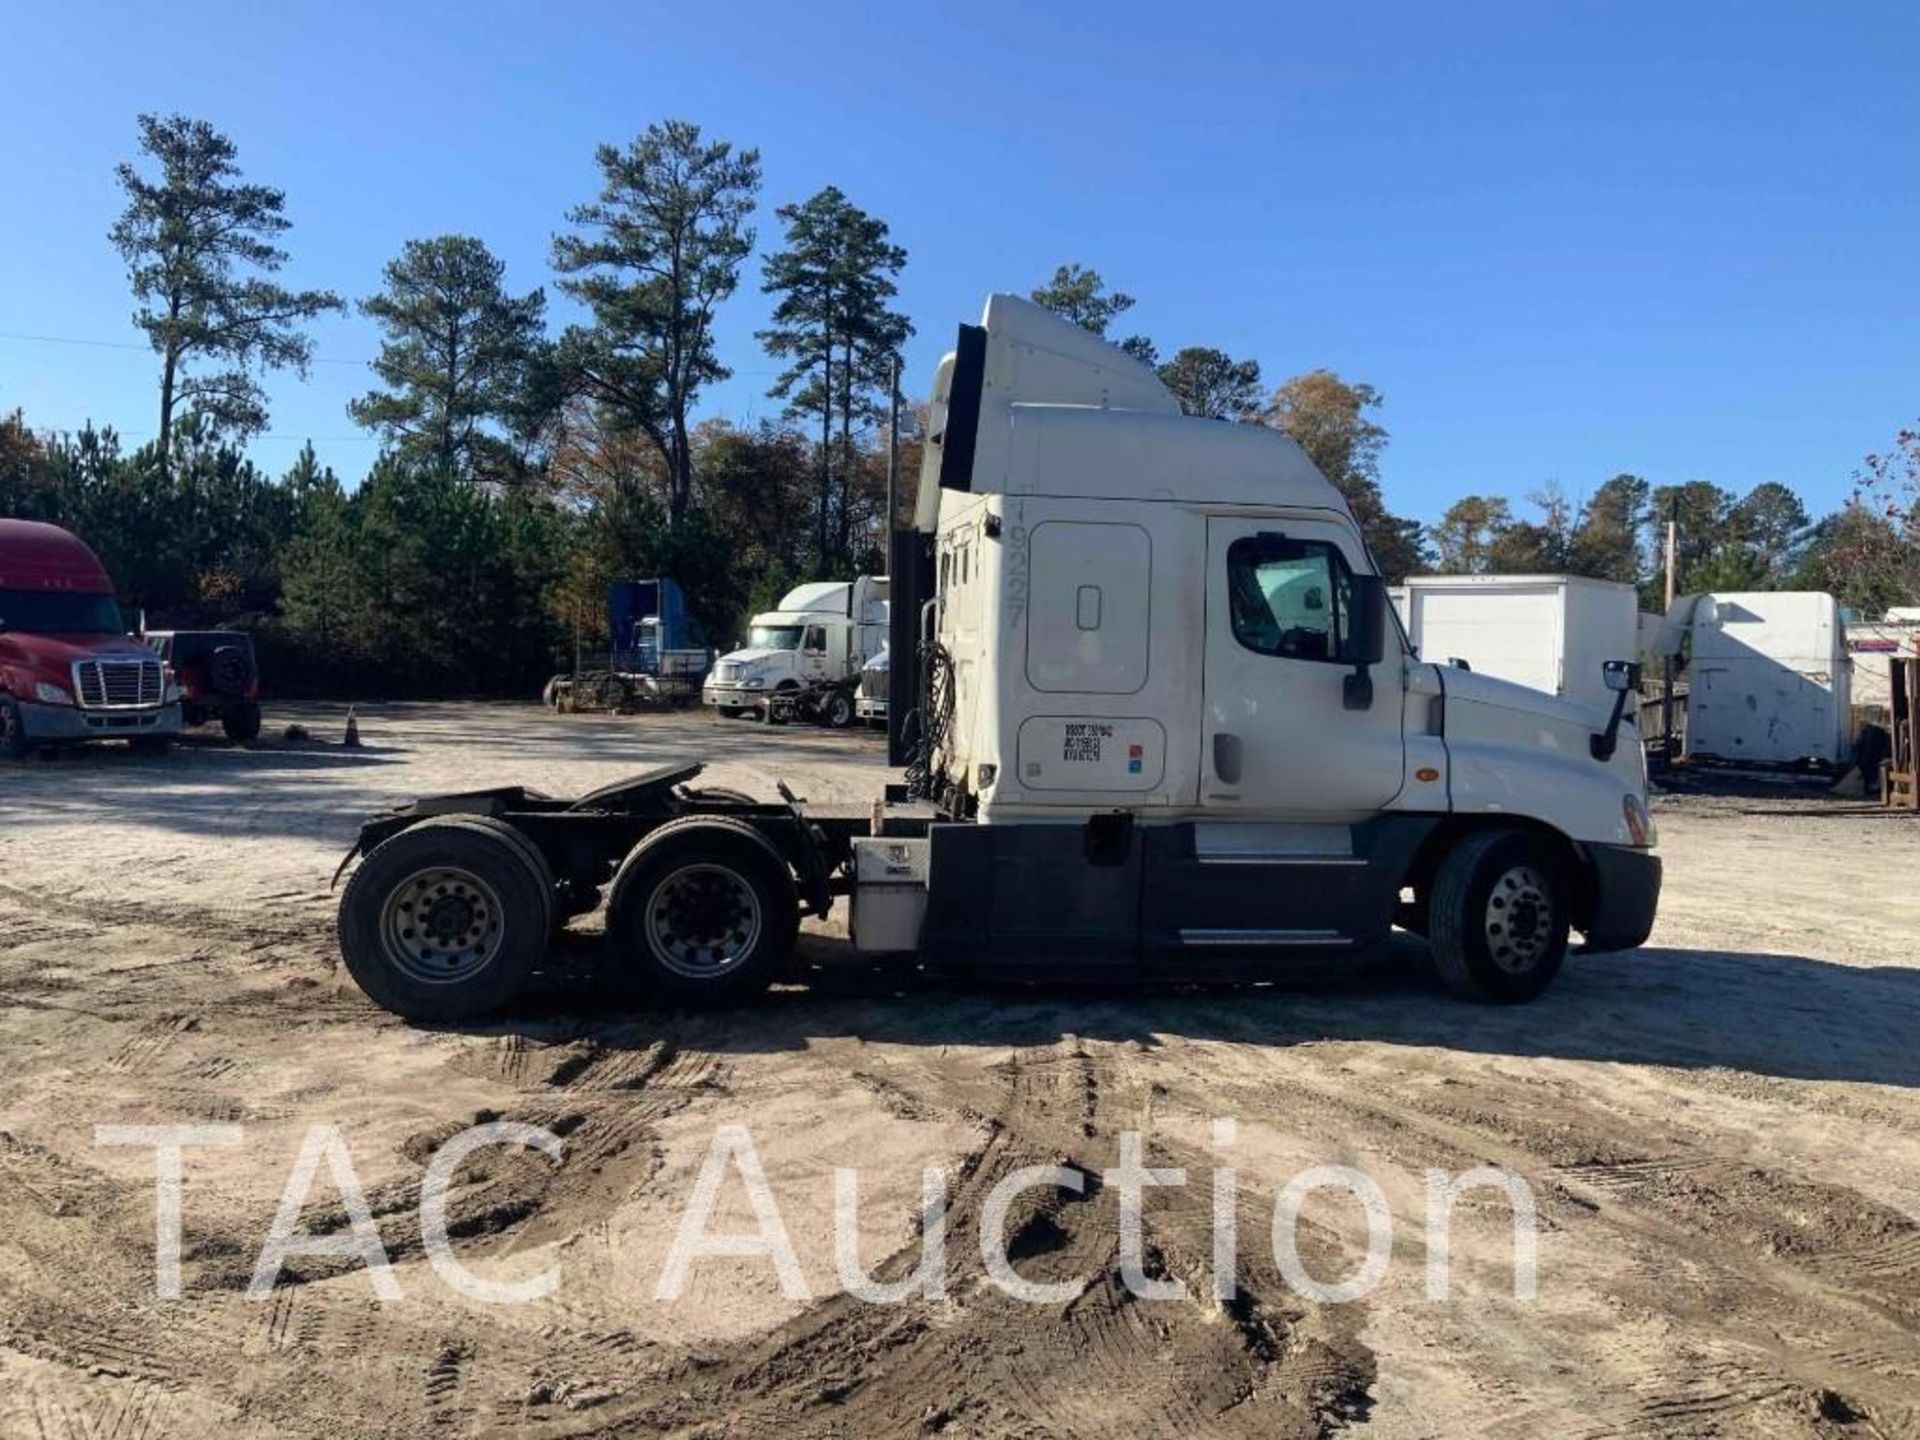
[1590,661,1643,761]
[1590,689,1629,760]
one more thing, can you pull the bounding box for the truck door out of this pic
[800,624,831,684]
[1200,518,1406,813]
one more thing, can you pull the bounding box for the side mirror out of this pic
[1342,575,1390,710]
[1591,661,1643,760]
[1603,658,1641,693]
[1346,574,1389,668]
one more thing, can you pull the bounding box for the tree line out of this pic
[3,111,1916,701]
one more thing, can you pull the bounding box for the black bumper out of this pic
[1579,844,1662,953]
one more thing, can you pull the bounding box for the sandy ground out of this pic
[0,702,1917,1439]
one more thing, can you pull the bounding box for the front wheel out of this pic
[820,690,855,729]
[0,697,29,760]
[605,818,798,1007]
[1427,830,1570,1003]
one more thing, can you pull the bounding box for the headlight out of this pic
[165,681,183,703]
[32,681,73,706]
[1622,793,1656,847]
[744,677,766,689]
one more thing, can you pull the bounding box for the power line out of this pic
[0,328,799,377]
[0,329,374,365]
[31,424,378,444]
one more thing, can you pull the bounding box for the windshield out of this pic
[748,625,805,651]
[0,588,125,636]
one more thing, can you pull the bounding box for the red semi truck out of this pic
[0,519,182,757]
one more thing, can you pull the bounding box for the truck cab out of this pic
[0,519,182,757]
[703,577,889,726]
[870,295,1660,999]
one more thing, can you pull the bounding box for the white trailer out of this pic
[1398,574,1640,720]
[1685,591,1852,766]
[334,295,1661,1020]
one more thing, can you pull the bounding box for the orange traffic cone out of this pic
[343,706,362,749]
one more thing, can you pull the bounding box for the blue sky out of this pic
[1,0,1914,525]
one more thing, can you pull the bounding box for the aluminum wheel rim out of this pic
[643,864,762,978]
[379,866,506,984]
[1484,864,1554,973]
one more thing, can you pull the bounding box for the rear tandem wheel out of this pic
[605,816,799,1007]
[338,815,555,1021]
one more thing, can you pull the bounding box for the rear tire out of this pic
[605,817,798,1007]
[1427,830,1570,1003]
[338,816,552,1020]
[821,690,855,729]
[222,702,263,743]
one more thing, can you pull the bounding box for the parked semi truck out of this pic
[0,519,181,757]
[702,577,889,727]
[333,295,1660,1021]
[545,578,714,711]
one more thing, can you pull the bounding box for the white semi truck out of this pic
[702,577,889,728]
[333,295,1661,1020]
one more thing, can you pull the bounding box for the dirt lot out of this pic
[1,702,1917,1439]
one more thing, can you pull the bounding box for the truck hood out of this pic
[714,648,796,669]
[1438,665,1610,729]
[1,633,155,667]
[1432,661,1651,847]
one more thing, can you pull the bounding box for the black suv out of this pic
[145,630,263,742]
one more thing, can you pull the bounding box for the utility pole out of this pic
[1661,496,1679,761]
[885,351,901,566]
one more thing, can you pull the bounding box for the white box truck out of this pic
[1685,591,1852,766]
[333,295,1661,1020]
[1399,574,1640,720]
[702,577,889,728]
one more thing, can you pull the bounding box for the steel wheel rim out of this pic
[379,865,507,984]
[643,863,763,978]
[1484,864,1554,973]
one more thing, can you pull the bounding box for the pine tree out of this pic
[109,113,342,481]
[759,186,911,569]
[552,120,760,527]
[350,236,545,481]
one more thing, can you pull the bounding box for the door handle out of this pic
[1213,732,1243,785]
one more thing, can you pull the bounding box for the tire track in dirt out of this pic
[525,1036,1376,1440]
[0,879,334,951]
[1174,1030,1920,1434]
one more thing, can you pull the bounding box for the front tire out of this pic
[1427,830,1570,1003]
[605,817,798,1007]
[0,697,29,760]
[338,816,553,1021]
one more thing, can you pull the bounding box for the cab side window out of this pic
[1226,537,1353,663]
[803,625,827,655]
